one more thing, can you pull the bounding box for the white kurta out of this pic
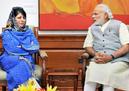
[83,20,129,90]
[85,62,129,90]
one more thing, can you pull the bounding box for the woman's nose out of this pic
[21,18,25,21]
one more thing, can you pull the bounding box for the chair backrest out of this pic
[30,27,39,63]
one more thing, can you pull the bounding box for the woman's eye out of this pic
[17,17,21,19]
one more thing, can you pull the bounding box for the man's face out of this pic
[92,6,107,25]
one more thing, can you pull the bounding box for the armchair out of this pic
[80,52,103,91]
[0,27,48,91]
[80,52,126,91]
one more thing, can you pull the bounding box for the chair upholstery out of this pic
[0,68,6,80]
[34,65,42,79]
[0,27,48,90]
[0,65,42,80]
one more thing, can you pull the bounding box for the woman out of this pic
[0,7,39,91]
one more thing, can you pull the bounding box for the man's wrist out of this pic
[93,52,96,57]
[111,54,115,59]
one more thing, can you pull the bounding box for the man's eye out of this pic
[93,13,98,15]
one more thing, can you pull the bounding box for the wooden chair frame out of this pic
[80,52,103,91]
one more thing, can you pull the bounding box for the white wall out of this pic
[0,0,38,33]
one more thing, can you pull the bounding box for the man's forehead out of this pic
[93,6,103,13]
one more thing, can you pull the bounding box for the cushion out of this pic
[34,65,42,79]
[0,69,6,80]
[0,65,42,81]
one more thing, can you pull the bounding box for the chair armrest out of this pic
[81,52,90,67]
[39,50,48,60]
[81,53,89,59]
[80,52,90,88]
[38,50,48,72]
[38,50,48,88]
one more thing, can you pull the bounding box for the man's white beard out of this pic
[93,18,105,26]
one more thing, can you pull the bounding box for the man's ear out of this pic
[104,13,108,19]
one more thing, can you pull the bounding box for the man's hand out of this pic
[94,52,112,64]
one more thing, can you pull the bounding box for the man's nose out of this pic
[92,14,96,18]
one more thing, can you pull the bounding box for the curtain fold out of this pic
[103,0,129,15]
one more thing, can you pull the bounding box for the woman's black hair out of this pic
[12,7,26,18]
[6,7,26,28]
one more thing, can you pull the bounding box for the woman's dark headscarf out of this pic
[6,7,27,31]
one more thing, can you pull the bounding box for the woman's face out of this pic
[15,13,26,28]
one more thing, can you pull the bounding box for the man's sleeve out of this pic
[119,23,129,45]
[83,27,93,48]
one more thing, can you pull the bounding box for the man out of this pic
[83,4,129,91]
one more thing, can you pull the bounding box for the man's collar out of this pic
[101,20,111,27]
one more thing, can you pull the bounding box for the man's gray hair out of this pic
[97,4,113,19]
